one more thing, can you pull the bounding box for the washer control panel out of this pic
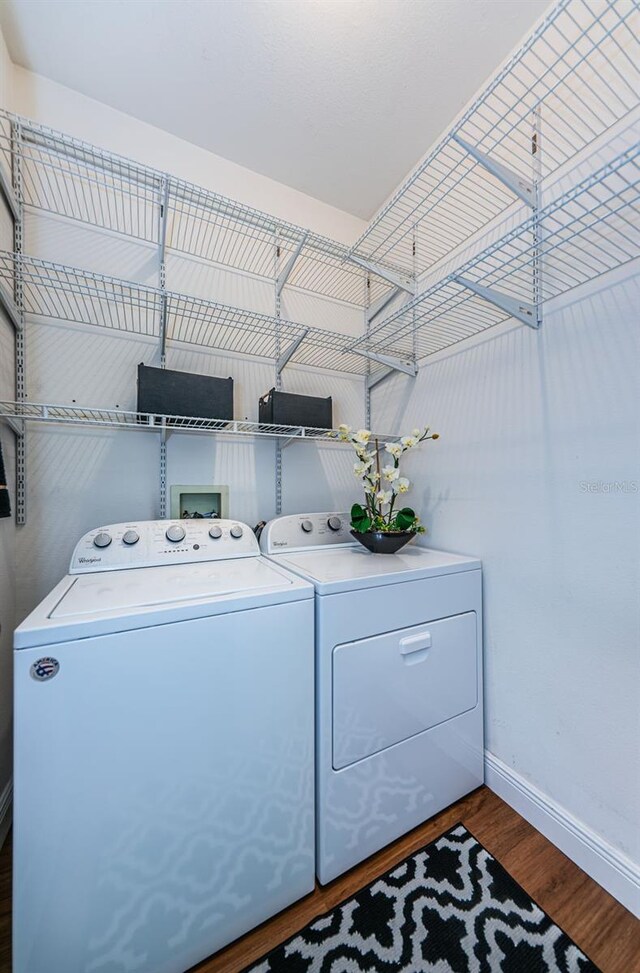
[260,512,353,554]
[69,520,258,573]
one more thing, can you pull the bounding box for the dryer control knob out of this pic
[122,530,139,546]
[230,524,243,539]
[93,531,112,549]
[301,520,313,533]
[166,524,186,543]
[327,516,342,531]
[209,525,223,539]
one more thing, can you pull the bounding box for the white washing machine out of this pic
[261,512,484,885]
[13,519,315,973]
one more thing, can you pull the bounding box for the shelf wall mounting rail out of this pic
[11,119,26,524]
[347,0,640,276]
[274,229,284,515]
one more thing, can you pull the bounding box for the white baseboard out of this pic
[0,777,12,850]
[484,751,640,918]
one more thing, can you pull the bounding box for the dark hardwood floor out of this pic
[1,787,638,973]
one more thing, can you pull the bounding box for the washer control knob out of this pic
[122,530,139,546]
[230,524,243,539]
[166,524,186,543]
[93,531,112,549]
[327,516,342,531]
[209,525,223,539]
[301,520,313,533]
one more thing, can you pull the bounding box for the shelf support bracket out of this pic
[0,280,21,332]
[366,366,395,392]
[366,285,404,325]
[0,413,23,436]
[455,276,539,329]
[276,232,308,297]
[353,349,418,377]
[279,429,304,450]
[453,134,534,206]
[0,167,18,221]
[276,329,309,375]
[348,255,415,295]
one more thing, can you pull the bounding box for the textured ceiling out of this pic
[0,0,550,218]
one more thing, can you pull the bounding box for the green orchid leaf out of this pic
[395,507,416,530]
[351,515,372,533]
[350,503,372,532]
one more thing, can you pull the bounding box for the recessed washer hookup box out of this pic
[137,364,234,422]
[259,388,333,429]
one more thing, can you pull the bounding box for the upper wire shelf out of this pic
[0,110,404,308]
[0,251,370,375]
[349,0,640,276]
[350,144,640,361]
[0,401,396,445]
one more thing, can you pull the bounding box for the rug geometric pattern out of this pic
[244,824,600,972]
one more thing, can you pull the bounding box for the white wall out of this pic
[373,259,640,910]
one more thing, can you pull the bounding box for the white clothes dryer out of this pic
[14,519,315,973]
[261,512,484,885]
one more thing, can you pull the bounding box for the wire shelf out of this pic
[0,251,373,374]
[351,145,640,361]
[168,179,394,306]
[0,110,400,308]
[349,0,640,276]
[0,400,396,444]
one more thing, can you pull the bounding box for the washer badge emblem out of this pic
[30,657,60,681]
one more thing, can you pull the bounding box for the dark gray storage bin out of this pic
[259,388,333,429]
[137,364,234,421]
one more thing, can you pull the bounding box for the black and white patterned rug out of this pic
[243,823,600,972]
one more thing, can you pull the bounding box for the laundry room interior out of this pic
[0,1,638,972]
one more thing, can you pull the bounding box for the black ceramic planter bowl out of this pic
[350,530,415,554]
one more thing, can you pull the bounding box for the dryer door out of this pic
[332,612,477,770]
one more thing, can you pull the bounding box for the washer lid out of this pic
[53,558,297,616]
[15,557,312,649]
[269,544,481,594]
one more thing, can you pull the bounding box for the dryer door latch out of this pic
[399,632,431,665]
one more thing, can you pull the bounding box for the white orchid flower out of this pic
[401,435,419,449]
[353,429,371,445]
[355,450,374,467]
[353,461,370,477]
[394,477,411,494]
[385,442,403,459]
[411,428,421,438]
[382,465,399,481]
[376,489,393,505]
[363,482,376,494]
